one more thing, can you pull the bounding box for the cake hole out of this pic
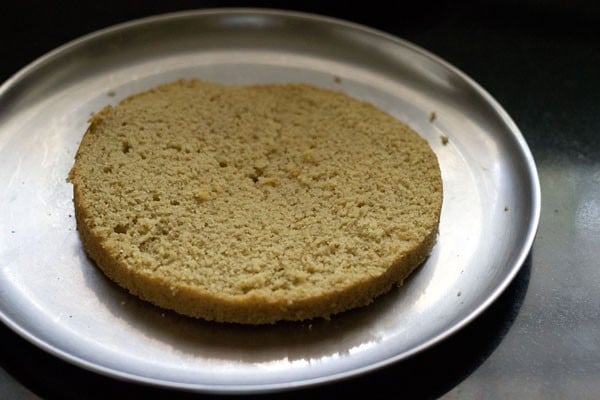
[139,237,156,253]
[167,143,182,152]
[122,141,132,154]
[219,161,228,168]
[113,224,128,234]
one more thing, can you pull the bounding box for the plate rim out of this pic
[0,7,541,394]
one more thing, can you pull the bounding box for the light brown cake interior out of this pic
[69,80,443,324]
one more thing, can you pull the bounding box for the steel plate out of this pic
[0,9,540,393]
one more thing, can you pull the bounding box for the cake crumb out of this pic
[333,75,342,84]
[440,134,449,145]
[457,291,462,297]
[429,111,436,122]
[107,90,116,97]
[195,189,210,203]
[259,177,281,187]
[504,206,509,212]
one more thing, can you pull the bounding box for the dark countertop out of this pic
[1,1,599,399]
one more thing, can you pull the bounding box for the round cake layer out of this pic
[69,80,443,324]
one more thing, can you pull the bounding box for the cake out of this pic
[68,80,443,324]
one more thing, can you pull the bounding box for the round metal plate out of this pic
[0,9,540,393]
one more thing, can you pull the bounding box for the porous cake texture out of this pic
[69,80,443,324]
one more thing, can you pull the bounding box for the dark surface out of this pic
[1,1,599,399]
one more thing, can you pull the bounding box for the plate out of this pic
[0,9,540,393]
